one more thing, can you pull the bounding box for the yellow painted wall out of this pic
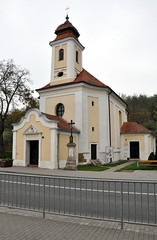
[16,131,23,160]
[123,135,145,151]
[59,134,69,161]
[46,94,75,122]
[16,114,51,161]
[88,97,99,142]
[54,44,67,69]
[59,134,76,161]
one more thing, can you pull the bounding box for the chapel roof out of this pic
[42,112,79,133]
[50,15,80,43]
[121,122,152,134]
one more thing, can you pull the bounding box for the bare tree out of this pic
[0,59,33,154]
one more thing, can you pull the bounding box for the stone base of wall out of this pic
[39,160,55,169]
[13,160,26,167]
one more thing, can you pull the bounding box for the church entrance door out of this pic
[130,141,139,159]
[30,140,39,166]
[91,144,97,159]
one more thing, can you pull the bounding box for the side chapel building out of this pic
[12,16,156,169]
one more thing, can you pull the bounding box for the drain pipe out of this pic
[57,132,60,169]
[108,90,112,163]
[108,90,112,148]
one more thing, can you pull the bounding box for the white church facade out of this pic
[12,16,156,169]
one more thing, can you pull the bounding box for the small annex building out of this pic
[12,16,156,169]
[121,122,156,160]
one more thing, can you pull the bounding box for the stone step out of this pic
[91,159,102,166]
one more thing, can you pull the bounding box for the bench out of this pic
[137,160,157,167]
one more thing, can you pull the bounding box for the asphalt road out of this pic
[0,174,157,225]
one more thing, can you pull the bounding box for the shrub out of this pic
[148,152,156,160]
[154,148,157,159]
[0,151,12,159]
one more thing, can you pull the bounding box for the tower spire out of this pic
[65,6,70,21]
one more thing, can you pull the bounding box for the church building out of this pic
[12,16,156,169]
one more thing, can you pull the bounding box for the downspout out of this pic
[108,90,112,147]
[57,132,60,169]
[108,90,113,163]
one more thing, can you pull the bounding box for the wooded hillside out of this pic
[122,94,157,137]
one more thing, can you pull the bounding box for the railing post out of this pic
[120,181,124,229]
[43,177,45,218]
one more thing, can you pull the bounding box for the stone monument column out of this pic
[64,120,77,170]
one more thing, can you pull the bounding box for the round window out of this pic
[56,103,65,117]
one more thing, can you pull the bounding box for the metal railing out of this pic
[0,172,157,229]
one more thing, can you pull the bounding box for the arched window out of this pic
[59,49,64,61]
[76,50,79,63]
[56,103,65,117]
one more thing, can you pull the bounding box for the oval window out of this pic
[57,71,63,77]
[56,103,65,117]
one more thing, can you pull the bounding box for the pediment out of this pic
[24,125,41,135]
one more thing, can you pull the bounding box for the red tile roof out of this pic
[121,122,152,134]
[50,19,80,43]
[42,112,79,133]
[56,20,79,34]
[36,69,108,91]
[53,32,79,42]
[74,69,108,87]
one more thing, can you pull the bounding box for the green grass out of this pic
[105,160,127,167]
[77,160,128,171]
[116,161,157,171]
[77,165,109,171]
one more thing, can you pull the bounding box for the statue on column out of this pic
[64,120,77,170]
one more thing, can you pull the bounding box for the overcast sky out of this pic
[1,0,157,97]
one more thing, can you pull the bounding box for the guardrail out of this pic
[0,172,156,229]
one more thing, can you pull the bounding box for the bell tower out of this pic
[49,15,85,85]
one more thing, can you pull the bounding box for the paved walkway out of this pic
[105,160,133,172]
[0,163,157,239]
[0,207,157,240]
[0,162,157,181]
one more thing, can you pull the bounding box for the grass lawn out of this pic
[116,161,157,171]
[105,160,127,167]
[77,165,109,171]
[77,160,128,171]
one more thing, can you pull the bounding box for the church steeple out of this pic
[66,14,69,21]
[49,16,85,85]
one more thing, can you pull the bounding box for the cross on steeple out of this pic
[68,119,75,143]
[65,6,70,21]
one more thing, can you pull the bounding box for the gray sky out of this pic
[0,0,157,97]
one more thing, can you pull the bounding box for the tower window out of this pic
[119,110,122,128]
[92,127,94,131]
[59,49,64,61]
[76,50,79,63]
[92,101,94,106]
[56,103,65,117]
